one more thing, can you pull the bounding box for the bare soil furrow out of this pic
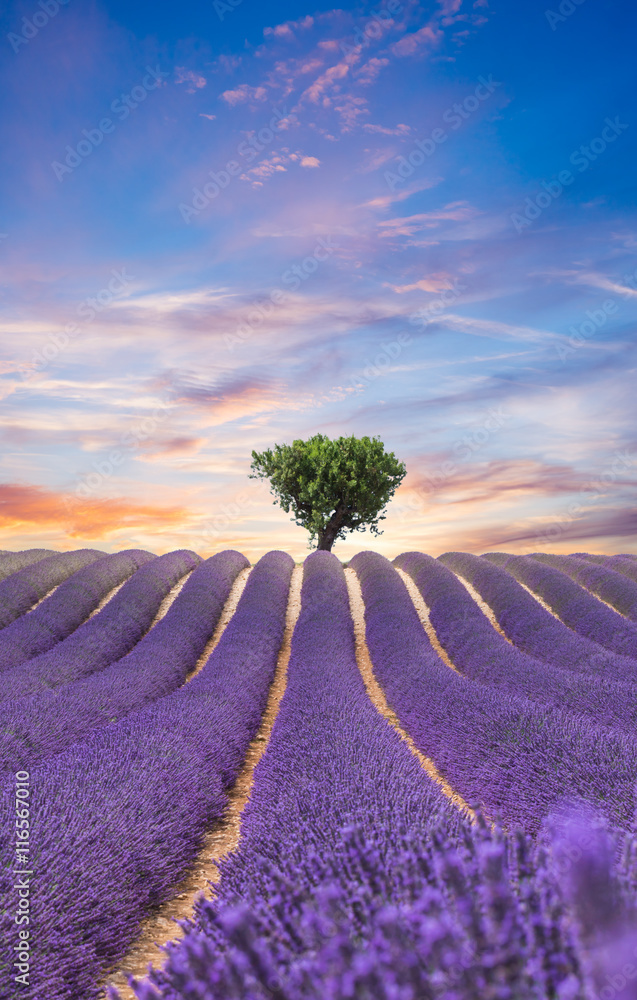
[447,569,514,642]
[86,579,129,620]
[27,583,61,613]
[186,565,251,682]
[394,566,462,672]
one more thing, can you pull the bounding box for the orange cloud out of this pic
[0,483,190,540]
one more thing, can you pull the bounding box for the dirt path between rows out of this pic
[28,582,61,612]
[148,569,195,625]
[344,568,475,822]
[446,570,513,642]
[186,566,250,681]
[393,567,462,672]
[86,578,133,619]
[558,573,627,615]
[513,578,564,619]
[105,564,303,1000]
[517,573,629,629]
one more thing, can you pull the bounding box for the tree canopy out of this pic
[249,434,406,551]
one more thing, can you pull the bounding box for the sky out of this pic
[0,0,636,561]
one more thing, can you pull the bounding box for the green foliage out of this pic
[249,434,406,550]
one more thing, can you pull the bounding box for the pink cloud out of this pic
[296,57,324,75]
[387,273,459,294]
[333,95,369,132]
[300,57,355,104]
[136,436,206,463]
[263,56,326,100]
[355,57,390,86]
[175,68,207,93]
[440,0,464,14]
[391,25,441,57]
[362,175,444,209]
[220,84,268,106]
[264,15,314,39]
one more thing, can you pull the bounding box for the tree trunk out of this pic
[317,503,346,552]
[317,528,337,551]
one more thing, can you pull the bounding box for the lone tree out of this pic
[249,434,406,552]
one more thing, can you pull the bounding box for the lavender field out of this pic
[2,547,637,1000]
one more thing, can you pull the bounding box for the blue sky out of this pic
[0,0,635,559]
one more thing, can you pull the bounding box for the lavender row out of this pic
[122,553,635,1000]
[353,550,637,833]
[0,549,53,583]
[484,552,637,660]
[0,548,104,628]
[0,551,293,1000]
[0,550,198,703]
[0,550,249,776]
[396,551,637,736]
[576,552,637,586]
[604,555,637,584]
[441,550,637,684]
[530,552,637,621]
[0,549,153,672]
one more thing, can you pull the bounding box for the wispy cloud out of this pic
[436,314,565,345]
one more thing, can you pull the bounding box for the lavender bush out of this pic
[0,549,153,671]
[573,553,637,588]
[0,551,292,1000]
[0,549,53,583]
[0,550,249,775]
[395,551,637,735]
[441,550,637,684]
[487,553,637,660]
[124,817,637,1000]
[0,549,198,702]
[531,553,637,621]
[0,548,103,627]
